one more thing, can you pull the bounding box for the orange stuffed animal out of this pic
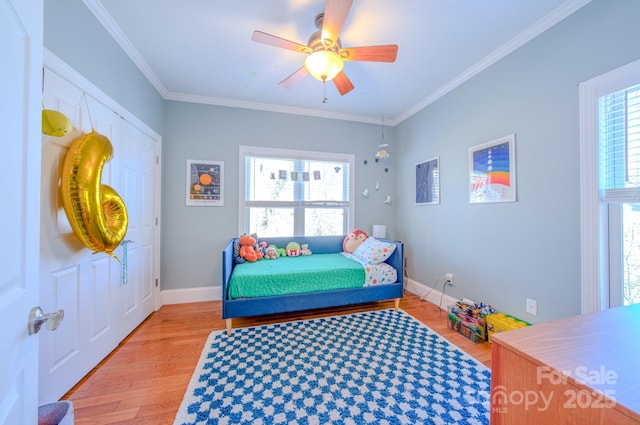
[239,234,259,262]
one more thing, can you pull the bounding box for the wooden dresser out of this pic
[490,303,640,424]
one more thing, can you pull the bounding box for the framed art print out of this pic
[469,134,516,203]
[186,159,224,206]
[415,156,440,205]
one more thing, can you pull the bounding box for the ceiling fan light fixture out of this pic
[304,50,344,82]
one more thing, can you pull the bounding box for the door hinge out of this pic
[155,217,158,226]
[155,278,158,287]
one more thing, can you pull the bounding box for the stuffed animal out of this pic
[277,247,287,257]
[239,234,259,262]
[233,239,245,264]
[255,240,266,260]
[264,244,279,259]
[286,241,301,256]
[343,229,368,253]
[300,244,312,255]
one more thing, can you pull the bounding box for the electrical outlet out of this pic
[526,298,538,315]
[444,273,454,286]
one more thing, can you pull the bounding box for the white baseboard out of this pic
[161,286,222,305]
[404,278,458,310]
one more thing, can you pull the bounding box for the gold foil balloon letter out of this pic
[60,130,128,260]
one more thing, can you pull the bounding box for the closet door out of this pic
[116,118,158,336]
[39,65,161,403]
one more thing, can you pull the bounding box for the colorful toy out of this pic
[257,240,267,258]
[277,247,287,257]
[264,244,279,259]
[233,239,245,264]
[239,234,260,262]
[300,244,312,255]
[286,241,301,256]
[343,229,368,253]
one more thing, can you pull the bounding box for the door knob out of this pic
[28,306,64,335]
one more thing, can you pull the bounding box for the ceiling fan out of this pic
[251,0,398,98]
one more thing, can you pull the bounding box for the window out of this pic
[600,84,640,307]
[580,59,640,312]
[239,146,355,237]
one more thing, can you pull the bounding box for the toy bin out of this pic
[486,312,531,342]
[447,303,488,343]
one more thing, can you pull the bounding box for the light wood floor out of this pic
[62,291,492,424]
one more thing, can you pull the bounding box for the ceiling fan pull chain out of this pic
[322,77,328,103]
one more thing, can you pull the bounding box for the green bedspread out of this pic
[228,253,365,299]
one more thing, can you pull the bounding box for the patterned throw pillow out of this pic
[352,236,396,265]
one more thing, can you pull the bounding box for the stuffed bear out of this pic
[343,229,368,253]
[300,244,312,255]
[239,234,259,262]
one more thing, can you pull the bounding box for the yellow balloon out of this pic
[60,130,128,261]
[42,109,72,137]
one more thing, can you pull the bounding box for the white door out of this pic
[39,62,161,402]
[0,0,43,424]
[117,120,158,336]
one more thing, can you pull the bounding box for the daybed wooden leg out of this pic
[394,298,400,311]
[225,318,232,335]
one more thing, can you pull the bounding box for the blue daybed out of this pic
[222,235,404,334]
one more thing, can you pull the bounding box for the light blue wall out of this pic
[395,0,640,323]
[44,0,640,322]
[162,103,396,290]
[44,0,165,135]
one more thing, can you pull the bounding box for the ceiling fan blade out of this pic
[279,66,309,89]
[251,31,311,54]
[333,71,354,96]
[340,45,398,62]
[321,0,353,48]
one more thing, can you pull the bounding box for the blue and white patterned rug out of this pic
[174,309,490,425]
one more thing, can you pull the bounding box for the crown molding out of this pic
[164,91,396,125]
[395,0,592,123]
[82,0,169,98]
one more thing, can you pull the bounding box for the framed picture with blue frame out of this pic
[469,134,516,203]
[415,156,440,205]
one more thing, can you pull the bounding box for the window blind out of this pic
[599,84,640,202]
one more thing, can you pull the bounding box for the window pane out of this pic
[246,157,294,201]
[248,207,294,238]
[305,208,345,236]
[306,161,349,201]
[623,203,640,305]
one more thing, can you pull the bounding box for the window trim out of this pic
[238,145,355,236]
[579,59,640,314]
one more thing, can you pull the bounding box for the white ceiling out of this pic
[84,0,590,125]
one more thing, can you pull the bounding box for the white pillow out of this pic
[352,236,396,265]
